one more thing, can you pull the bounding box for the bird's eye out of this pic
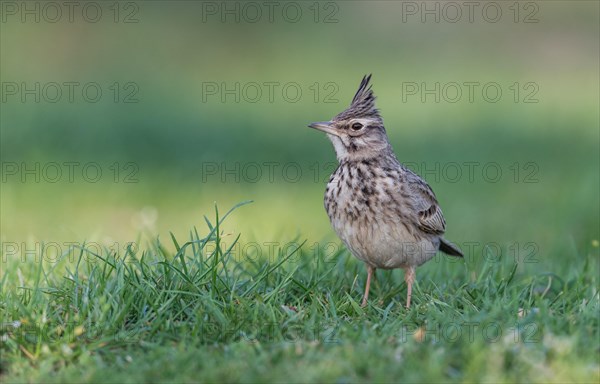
[351,122,364,131]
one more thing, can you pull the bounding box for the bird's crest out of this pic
[337,74,381,121]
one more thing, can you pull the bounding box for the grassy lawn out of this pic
[2,200,598,383]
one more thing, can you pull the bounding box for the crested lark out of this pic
[308,75,463,308]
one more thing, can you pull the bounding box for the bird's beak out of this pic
[308,121,341,137]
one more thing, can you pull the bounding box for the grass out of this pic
[1,202,598,383]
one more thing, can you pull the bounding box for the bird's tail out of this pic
[439,238,463,257]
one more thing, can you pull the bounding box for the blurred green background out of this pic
[1,1,598,262]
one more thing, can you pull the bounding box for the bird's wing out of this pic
[405,171,446,235]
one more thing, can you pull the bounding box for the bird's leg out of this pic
[361,265,375,307]
[405,266,415,309]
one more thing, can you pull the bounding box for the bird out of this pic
[308,74,463,308]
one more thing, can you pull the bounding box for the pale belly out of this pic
[330,213,439,269]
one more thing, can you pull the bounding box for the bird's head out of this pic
[309,74,391,162]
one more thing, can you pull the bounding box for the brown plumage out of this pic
[308,75,463,308]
